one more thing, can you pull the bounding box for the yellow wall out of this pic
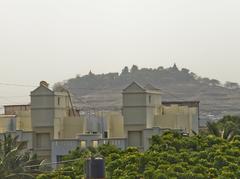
[154,105,198,135]
[95,111,124,138]
[63,116,85,138]
[53,117,64,139]
[98,104,198,138]
[0,110,31,132]
[54,116,85,139]
[0,111,32,132]
[16,111,32,131]
[0,115,15,133]
[4,105,30,115]
[106,112,124,138]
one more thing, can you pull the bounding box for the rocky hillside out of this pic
[55,64,240,125]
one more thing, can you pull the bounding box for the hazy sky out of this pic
[0,0,240,105]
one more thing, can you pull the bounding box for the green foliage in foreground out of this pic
[206,115,240,141]
[37,115,240,178]
[37,131,240,179]
[0,134,43,179]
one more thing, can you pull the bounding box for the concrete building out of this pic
[30,81,81,160]
[0,81,125,165]
[0,81,199,167]
[0,115,16,133]
[122,82,199,151]
[4,104,30,115]
[2,105,32,131]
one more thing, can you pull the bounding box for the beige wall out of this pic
[106,112,124,138]
[1,107,32,132]
[31,85,55,128]
[4,105,30,115]
[123,93,147,107]
[62,116,85,138]
[53,92,71,120]
[16,111,32,131]
[123,107,147,125]
[94,111,124,138]
[0,115,16,133]
[123,93,161,108]
[54,117,64,139]
[0,112,31,132]
[54,116,85,139]
[154,105,199,135]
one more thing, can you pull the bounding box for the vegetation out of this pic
[206,115,240,141]
[56,64,240,117]
[0,134,43,179]
[37,116,240,179]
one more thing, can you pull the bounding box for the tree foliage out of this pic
[38,120,240,178]
[207,115,240,141]
[0,134,43,179]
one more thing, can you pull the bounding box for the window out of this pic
[80,141,86,148]
[57,97,61,105]
[92,141,98,148]
[104,131,108,138]
[149,95,152,104]
[162,108,165,115]
[56,155,64,163]
[36,133,51,149]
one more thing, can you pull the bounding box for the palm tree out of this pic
[206,120,238,141]
[0,134,43,179]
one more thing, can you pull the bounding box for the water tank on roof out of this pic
[40,81,49,88]
[85,157,105,179]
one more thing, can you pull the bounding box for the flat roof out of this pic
[162,101,200,107]
[162,101,200,104]
[4,104,30,107]
[0,115,16,118]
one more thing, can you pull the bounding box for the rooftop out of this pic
[162,101,200,107]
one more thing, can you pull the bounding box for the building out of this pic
[0,81,199,167]
[4,104,30,115]
[0,81,124,164]
[30,81,82,160]
[122,82,199,151]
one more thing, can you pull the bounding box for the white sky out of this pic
[0,0,240,105]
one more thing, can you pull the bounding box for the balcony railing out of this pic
[98,138,127,150]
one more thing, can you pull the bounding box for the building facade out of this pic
[0,81,199,167]
[122,82,199,151]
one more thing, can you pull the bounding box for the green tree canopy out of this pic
[0,134,43,179]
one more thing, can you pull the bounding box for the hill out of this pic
[55,64,240,125]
